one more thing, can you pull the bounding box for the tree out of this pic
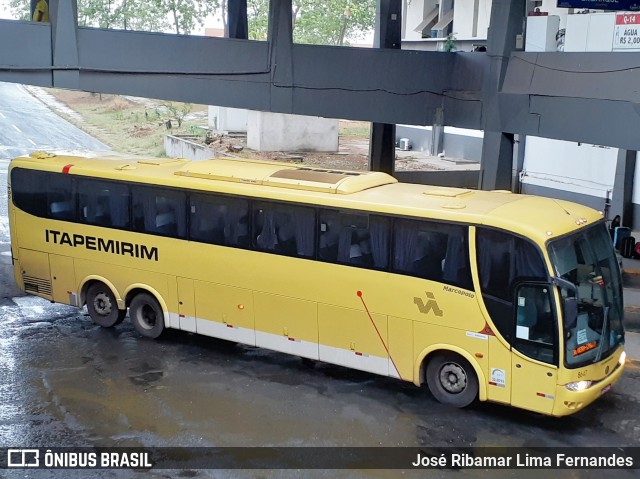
[8,0,220,34]
[246,0,375,46]
[8,0,31,20]
[155,0,219,35]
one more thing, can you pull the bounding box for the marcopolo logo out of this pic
[8,449,40,467]
[414,291,443,317]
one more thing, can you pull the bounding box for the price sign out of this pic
[614,13,640,49]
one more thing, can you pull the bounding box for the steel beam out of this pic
[369,0,402,175]
[227,0,248,40]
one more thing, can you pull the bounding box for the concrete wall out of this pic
[208,106,248,133]
[164,135,218,161]
[396,125,483,162]
[247,112,339,152]
[521,136,617,203]
[453,0,491,39]
[520,183,606,212]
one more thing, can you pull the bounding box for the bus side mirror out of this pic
[563,296,578,331]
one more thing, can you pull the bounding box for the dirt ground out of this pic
[43,89,438,172]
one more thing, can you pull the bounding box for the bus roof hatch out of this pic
[174,159,396,194]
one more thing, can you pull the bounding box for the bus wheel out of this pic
[86,282,126,328]
[129,293,164,339]
[426,352,478,408]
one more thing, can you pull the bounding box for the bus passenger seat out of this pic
[50,201,72,217]
[156,212,176,231]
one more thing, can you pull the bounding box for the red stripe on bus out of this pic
[62,164,74,174]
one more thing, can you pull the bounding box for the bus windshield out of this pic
[548,223,625,368]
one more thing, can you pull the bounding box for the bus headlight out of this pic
[565,380,592,392]
[619,351,627,366]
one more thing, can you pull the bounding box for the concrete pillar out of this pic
[612,149,636,228]
[369,0,402,175]
[478,0,526,190]
[479,132,515,191]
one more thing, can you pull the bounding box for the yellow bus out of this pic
[8,151,626,416]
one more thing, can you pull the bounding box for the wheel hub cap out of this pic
[93,292,112,316]
[439,363,467,394]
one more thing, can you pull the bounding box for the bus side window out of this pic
[78,179,130,229]
[319,210,389,269]
[190,194,250,248]
[47,174,75,221]
[133,187,186,239]
[253,202,315,258]
[393,219,472,289]
[10,168,48,218]
[477,228,548,345]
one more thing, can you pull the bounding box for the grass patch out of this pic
[45,90,207,157]
[339,120,371,139]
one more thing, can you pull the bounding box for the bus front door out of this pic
[510,283,558,414]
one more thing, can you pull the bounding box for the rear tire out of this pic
[129,293,165,339]
[86,282,126,327]
[426,352,478,408]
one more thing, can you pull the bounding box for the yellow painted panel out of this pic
[511,350,557,414]
[74,258,170,305]
[486,336,511,404]
[194,281,254,330]
[253,292,317,343]
[19,248,52,300]
[49,254,76,304]
[177,277,195,318]
[414,322,488,361]
[19,248,50,282]
[318,304,388,358]
[388,317,413,381]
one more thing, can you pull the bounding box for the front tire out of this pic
[426,352,478,408]
[129,293,165,339]
[86,282,126,327]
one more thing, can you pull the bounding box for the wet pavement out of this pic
[1,83,640,478]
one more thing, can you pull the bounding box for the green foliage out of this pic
[162,101,192,127]
[443,33,457,52]
[247,0,375,46]
[8,0,30,20]
[154,0,219,35]
[8,0,373,45]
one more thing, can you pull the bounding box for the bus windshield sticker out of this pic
[577,329,588,344]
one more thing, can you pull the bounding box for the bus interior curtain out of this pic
[369,218,389,268]
[256,210,277,250]
[294,209,315,257]
[513,239,547,280]
[109,193,129,227]
[224,204,247,244]
[337,228,353,262]
[394,221,418,271]
[442,234,466,284]
[142,193,157,231]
